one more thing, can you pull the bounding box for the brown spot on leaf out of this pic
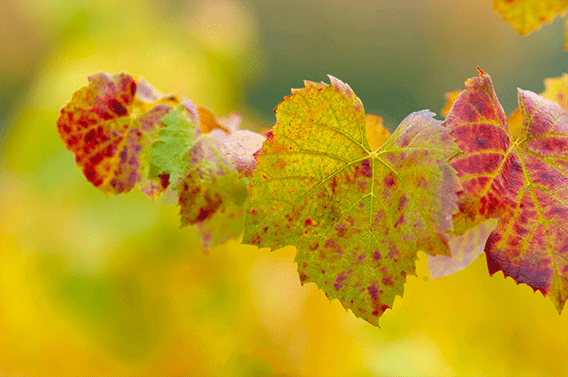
[331,176,338,194]
[335,222,347,237]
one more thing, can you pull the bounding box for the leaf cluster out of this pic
[57,69,568,326]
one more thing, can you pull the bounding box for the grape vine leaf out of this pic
[150,105,252,248]
[446,69,568,313]
[58,73,264,249]
[432,74,568,278]
[243,76,460,325]
[57,72,178,195]
[492,0,568,38]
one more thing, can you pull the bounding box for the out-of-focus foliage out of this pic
[1,0,567,376]
[492,0,568,49]
[493,0,568,34]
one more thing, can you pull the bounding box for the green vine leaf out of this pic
[446,69,568,313]
[152,107,242,224]
[243,76,460,325]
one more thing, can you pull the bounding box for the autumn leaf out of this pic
[426,219,498,279]
[57,72,178,195]
[150,100,203,187]
[150,106,244,224]
[493,0,568,35]
[58,73,265,249]
[441,90,462,118]
[196,106,266,176]
[446,69,568,313]
[443,73,568,141]
[243,76,460,325]
[542,73,568,111]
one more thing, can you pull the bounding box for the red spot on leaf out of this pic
[159,174,170,188]
[394,214,405,228]
[108,98,128,117]
[368,284,379,302]
[384,172,396,188]
[334,274,348,290]
[397,194,408,211]
[361,159,372,177]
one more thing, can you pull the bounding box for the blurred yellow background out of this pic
[1,0,567,376]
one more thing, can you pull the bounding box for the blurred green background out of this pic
[1,0,567,376]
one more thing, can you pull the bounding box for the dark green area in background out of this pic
[1,0,567,139]
[245,0,568,129]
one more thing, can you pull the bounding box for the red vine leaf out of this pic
[57,72,178,195]
[446,69,568,313]
[243,76,460,325]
